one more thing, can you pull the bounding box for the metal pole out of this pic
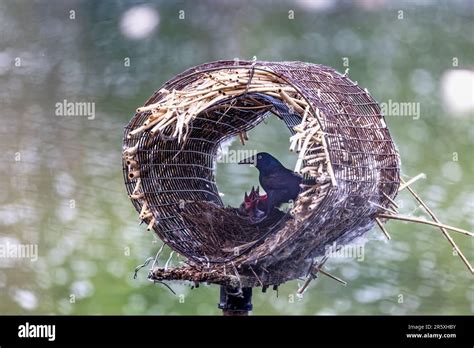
[218,286,253,316]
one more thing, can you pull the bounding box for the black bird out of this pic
[239,152,302,214]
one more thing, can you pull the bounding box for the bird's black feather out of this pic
[239,152,302,214]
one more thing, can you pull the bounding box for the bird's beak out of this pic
[238,155,256,165]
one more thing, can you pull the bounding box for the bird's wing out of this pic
[261,170,302,191]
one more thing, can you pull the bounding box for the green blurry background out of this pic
[0,0,472,315]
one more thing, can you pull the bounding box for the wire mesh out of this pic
[123,60,400,287]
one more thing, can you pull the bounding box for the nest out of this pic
[123,60,402,288]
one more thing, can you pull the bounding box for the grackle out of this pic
[239,152,302,214]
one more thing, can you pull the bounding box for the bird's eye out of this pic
[258,155,262,159]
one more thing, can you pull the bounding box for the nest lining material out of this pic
[122,60,401,288]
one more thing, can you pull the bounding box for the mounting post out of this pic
[218,286,253,316]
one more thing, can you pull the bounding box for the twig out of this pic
[369,201,398,215]
[318,269,347,286]
[132,178,141,195]
[400,178,474,274]
[382,191,399,209]
[375,217,391,240]
[238,132,246,146]
[297,256,328,295]
[139,202,148,217]
[378,213,474,237]
[279,89,305,114]
[398,173,426,191]
[321,135,337,187]
[147,217,156,231]
[249,266,263,287]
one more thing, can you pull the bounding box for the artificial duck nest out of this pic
[123,60,473,290]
